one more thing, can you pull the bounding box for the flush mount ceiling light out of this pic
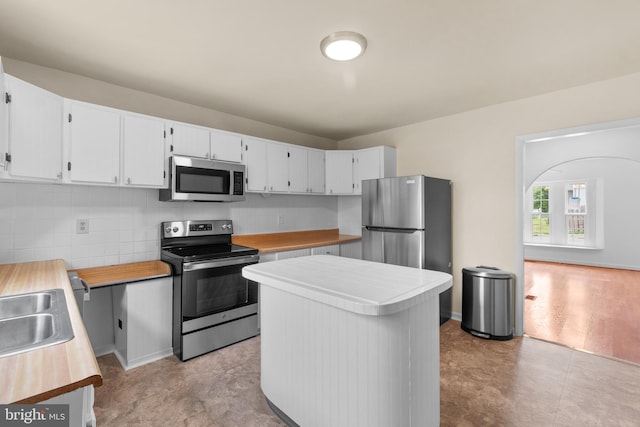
[320,31,367,61]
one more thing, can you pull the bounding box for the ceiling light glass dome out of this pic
[320,31,367,61]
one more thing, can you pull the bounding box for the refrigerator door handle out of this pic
[364,226,418,234]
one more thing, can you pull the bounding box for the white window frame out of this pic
[524,179,602,249]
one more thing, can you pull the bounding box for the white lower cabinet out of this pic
[42,385,95,427]
[311,244,340,256]
[338,241,362,259]
[260,245,342,261]
[112,277,173,370]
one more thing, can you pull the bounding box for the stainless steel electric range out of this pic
[161,220,260,361]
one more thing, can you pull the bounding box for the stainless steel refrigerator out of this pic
[362,175,452,324]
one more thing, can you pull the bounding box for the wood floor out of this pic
[524,260,640,365]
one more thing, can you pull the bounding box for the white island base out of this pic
[242,255,452,427]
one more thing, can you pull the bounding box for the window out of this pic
[525,180,599,248]
[531,185,550,243]
[565,182,586,245]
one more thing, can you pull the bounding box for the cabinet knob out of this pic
[57,172,62,179]
[114,176,118,183]
[206,152,210,159]
[211,153,216,159]
[127,177,131,184]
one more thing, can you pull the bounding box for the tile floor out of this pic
[94,320,640,426]
[524,260,640,364]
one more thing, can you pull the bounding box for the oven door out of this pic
[181,255,259,332]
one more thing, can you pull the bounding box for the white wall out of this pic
[0,181,338,269]
[338,71,640,316]
[524,158,640,270]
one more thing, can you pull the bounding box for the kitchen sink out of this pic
[0,289,74,358]
[0,291,52,320]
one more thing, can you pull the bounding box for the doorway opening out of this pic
[515,119,640,365]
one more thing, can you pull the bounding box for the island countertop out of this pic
[0,259,102,403]
[242,255,452,315]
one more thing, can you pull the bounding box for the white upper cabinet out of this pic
[325,146,396,195]
[169,122,209,159]
[325,151,354,195]
[355,146,396,193]
[210,130,242,162]
[122,113,166,187]
[289,146,325,194]
[307,149,325,194]
[243,137,268,192]
[66,100,120,185]
[267,142,289,192]
[4,75,63,181]
[170,122,242,163]
[288,146,308,193]
[0,58,8,178]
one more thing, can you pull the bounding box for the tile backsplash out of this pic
[0,182,339,269]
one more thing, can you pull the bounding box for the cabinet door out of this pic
[276,248,311,260]
[288,146,308,193]
[5,75,63,181]
[0,59,7,177]
[311,245,340,256]
[170,122,209,159]
[67,101,120,184]
[325,151,354,194]
[243,137,268,192]
[307,149,325,194]
[353,147,381,194]
[267,143,289,192]
[210,130,242,162]
[123,113,166,187]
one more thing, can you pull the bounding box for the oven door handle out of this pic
[183,255,260,271]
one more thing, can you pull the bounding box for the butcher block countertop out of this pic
[0,259,102,404]
[232,228,361,253]
[71,260,171,288]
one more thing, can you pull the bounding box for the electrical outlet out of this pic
[76,219,89,234]
[277,215,285,225]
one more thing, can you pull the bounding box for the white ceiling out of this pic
[1,0,640,140]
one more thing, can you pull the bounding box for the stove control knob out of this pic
[173,227,179,233]
[164,227,172,234]
[222,223,231,230]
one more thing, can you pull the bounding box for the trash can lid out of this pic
[462,266,514,279]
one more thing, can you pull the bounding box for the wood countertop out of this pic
[232,228,361,254]
[71,260,171,288]
[0,259,102,404]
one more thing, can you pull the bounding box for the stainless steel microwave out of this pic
[159,156,245,202]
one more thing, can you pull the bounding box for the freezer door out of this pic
[362,227,425,268]
[362,176,425,229]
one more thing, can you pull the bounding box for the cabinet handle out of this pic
[114,176,118,183]
[127,177,131,184]
[263,185,267,191]
[56,172,62,179]
[211,153,216,159]
[206,152,210,159]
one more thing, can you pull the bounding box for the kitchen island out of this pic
[242,255,452,427]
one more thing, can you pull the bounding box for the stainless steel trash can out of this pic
[461,266,514,340]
